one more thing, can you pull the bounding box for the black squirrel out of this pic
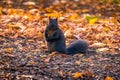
[45,18,88,55]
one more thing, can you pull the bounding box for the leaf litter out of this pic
[0,0,120,80]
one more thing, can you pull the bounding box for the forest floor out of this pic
[0,0,120,80]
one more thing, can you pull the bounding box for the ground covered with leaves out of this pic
[0,0,120,80]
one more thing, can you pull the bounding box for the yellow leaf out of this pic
[105,76,113,80]
[89,18,98,24]
[69,13,78,21]
[73,72,83,79]
[104,27,110,32]
[86,15,99,25]
[0,7,2,15]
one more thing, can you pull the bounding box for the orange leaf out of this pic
[105,76,113,80]
[37,31,43,38]
[73,72,83,79]
[5,48,13,53]
[69,13,78,21]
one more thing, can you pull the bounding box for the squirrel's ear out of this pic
[49,17,51,20]
[55,18,58,21]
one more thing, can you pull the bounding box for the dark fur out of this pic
[66,40,88,54]
[45,18,88,54]
[45,18,66,53]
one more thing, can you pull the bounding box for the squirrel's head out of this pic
[49,17,58,24]
[45,17,60,41]
[47,17,59,31]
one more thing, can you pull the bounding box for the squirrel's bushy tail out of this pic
[66,40,88,55]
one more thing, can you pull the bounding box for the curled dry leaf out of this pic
[84,69,93,77]
[49,51,57,58]
[23,1,36,6]
[58,70,65,78]
[44,57,51,63]
[60,24,69,31]
[64,29,73,38]
[10,33,19,39]
[17,75,34,79]
[75,60,81,65]
[27,60,38,65]
[96,48,109,53]
[90,42,106,48]
[44,52,58,63]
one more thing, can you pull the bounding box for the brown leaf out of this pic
[49,51,57,58]
[58,70,65,78]
[75,60,81,65]
[84,69,93,77]
[44,57,51,63]
[27,60,38,65]
[13,33,19,38]
[85,58,93,63]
